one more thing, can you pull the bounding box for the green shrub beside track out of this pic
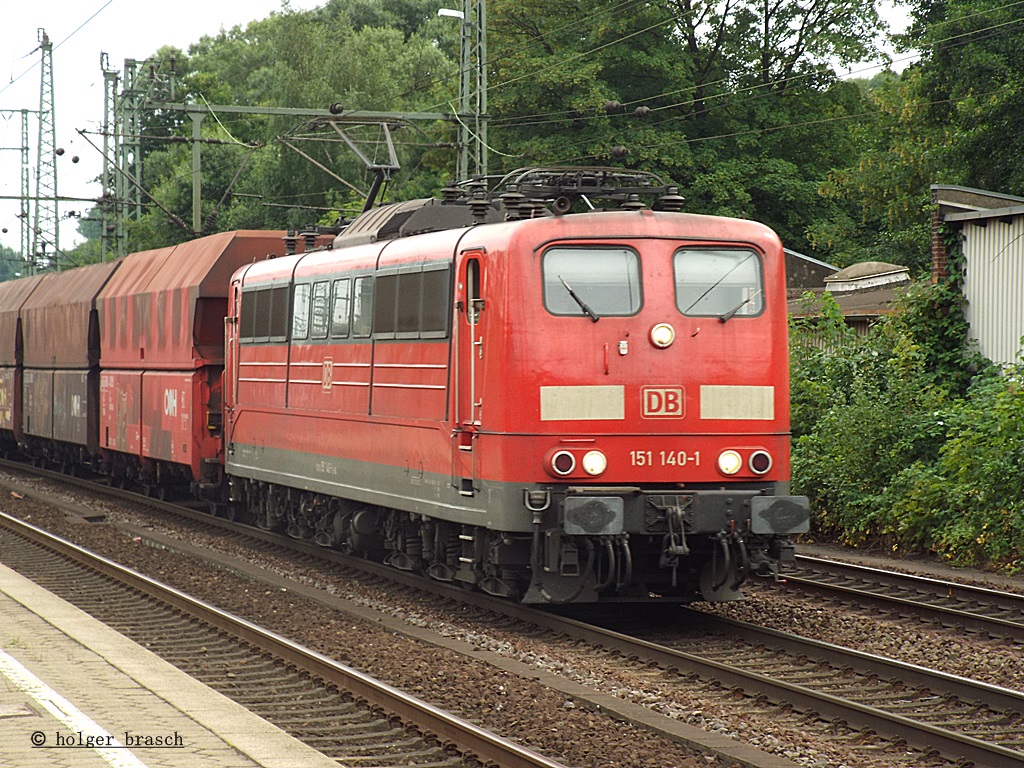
[790,260,1024,573]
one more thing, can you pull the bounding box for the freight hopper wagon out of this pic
[94,231,290,495]
[0,273,46,455]
[0,232,289,495]
[224,169,810,603]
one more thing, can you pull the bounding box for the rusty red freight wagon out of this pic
[19,262,120,466]
[0,274,45,446]
[96,231,288,493]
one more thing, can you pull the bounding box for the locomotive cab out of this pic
[449,171,809,603]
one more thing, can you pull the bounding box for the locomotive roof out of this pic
[332,167,685,249]
[333,198,500,248]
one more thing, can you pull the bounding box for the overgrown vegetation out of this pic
[790,246,1024,572]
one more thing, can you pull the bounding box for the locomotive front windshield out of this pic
[674,248,764,318]
[542,247,642,317]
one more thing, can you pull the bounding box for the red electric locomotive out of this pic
[223,169,809,603]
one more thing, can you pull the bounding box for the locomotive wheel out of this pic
[225,501,253,524]
[699,559,744,602]
[329,509,347,549]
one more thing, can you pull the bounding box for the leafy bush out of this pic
[790,276,1024,572]
[889,368,1024,570]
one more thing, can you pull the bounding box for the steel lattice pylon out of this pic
[100,54,178,260]
[32,29,58,272]
[20,109,30,264]
[455,0,487,181]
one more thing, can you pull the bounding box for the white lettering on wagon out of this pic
[315,460,339,476]
[164,389,178,417]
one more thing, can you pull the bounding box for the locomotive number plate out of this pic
[629,450,701,467]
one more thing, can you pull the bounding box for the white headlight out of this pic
[717,450,742,475]
[581,450,607,476]
[650,323,675,349]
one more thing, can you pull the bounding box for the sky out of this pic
[0,0,915,260]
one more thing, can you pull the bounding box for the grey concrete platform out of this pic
[0,563,340,768]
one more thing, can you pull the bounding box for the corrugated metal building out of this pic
[933,185,1024,367]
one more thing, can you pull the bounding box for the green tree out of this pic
[791,282,967,546]
[902,0,1024,193]
[815,70,944,272]
[486,0,692,171]
[485,0,890,257]
[119,3,459,252]
[0,244,29,281]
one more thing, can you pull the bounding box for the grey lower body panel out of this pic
[226,441,531,531]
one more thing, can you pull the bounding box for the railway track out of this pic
[5,462,1024,767]
[782,554,1024,644]
[660,611,1024,767]
[0,509,568,768]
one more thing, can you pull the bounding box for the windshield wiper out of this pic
[558,276,600,322]
[719,289,762,323]
[684,252,754,314]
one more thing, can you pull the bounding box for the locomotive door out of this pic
[453,252,485,495]
[224,280,241,432]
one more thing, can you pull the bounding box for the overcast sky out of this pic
[0,0,914,259]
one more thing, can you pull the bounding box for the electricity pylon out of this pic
[32,29,58,272]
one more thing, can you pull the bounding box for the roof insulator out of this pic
[621,194,644,211]
[283,230,299,256]
[658,186,685,212]
[441,183,462,204]
[499,184,527,221]
[469,190,491,223]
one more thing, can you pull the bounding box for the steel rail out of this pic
[0,510,568,768]
[549,607,1024,767]
[787,554,1024,643]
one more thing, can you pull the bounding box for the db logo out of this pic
[321,358,334,392]
[642,387,685,418]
